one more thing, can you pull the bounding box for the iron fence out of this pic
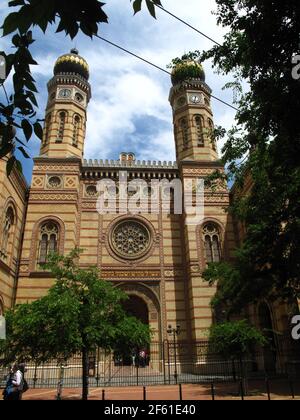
[1,339,300,390]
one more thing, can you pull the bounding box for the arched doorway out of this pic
[123,295,149,325]
[259,303,277,374]
[114,295,150,367]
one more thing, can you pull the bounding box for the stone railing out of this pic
[82,159,178,170]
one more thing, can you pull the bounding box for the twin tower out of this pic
[41,49,219,164]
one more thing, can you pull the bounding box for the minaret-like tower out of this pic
[40,49,91,158]
[169,61,231,342]
[169,60,218,162]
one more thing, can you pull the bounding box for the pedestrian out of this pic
[3,363,23,400]
[131,350,136,367]
[18,362,29,399]
[139,349,146,368]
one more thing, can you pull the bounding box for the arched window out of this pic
[57,111,66,143]
[72,115,81,147]
[208,118,216,151]
[0,207,14,258]
[38,222,59,265]
[180,118,189,150]
[194,115,204,147]
[44,113,51,145]
[203,223,221,263]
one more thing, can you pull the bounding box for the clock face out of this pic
[189,94,202,104]
[75,92,84,103]
[58,88,72,98]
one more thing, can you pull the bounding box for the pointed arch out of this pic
[29,216,65,272]
[196,219,226,269]
[202,223,221,263]
[0,201,17,260]
[72,114,81,147]
[56,110,68,143]
[180,117,189,150]
[44,113,52,145]
[194,114,205,147]
[37,221,59,265]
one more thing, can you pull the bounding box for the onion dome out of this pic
[54,49,89,80]
[171,60,205,85]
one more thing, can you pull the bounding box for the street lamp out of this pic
[167,325,180,384]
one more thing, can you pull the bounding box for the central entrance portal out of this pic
[123,295,149,325]
[114,295,150,366]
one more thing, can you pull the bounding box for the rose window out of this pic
[111,220,151,259]
[48,176,62,188]
[86,185,97,197]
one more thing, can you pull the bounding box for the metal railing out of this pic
[1,339,299,390]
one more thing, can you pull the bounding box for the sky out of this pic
[0,0,238,182]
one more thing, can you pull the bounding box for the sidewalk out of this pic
[20,383,300,400]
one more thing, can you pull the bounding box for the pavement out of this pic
[17,383,300,400]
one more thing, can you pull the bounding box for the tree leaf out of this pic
[132,0,142,15]
[33,122,43,140]
[18,146,30,159]
[146,0,156,18]
[21,119,33,141]
[2,12,20,36]
[8,0,25,6]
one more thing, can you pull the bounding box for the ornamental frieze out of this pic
[34,165,79,172]
[204,195,230,204]
[164,269,184,278]
[182,168,218,176]
[101,270,161,280]
[30,193,78,201]
[82,201,98,209]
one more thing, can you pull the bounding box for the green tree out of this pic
[209,320,267,393]
[0,249,151,400]
[209,320,267,361]
[196,1,300,314]
[0,0,162,175]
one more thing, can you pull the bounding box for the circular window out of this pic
[110,220,151,260]
[86,185,97,197]
[48,176,62,188]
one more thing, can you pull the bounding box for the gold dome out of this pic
[54,49,89,80]
[171,60,205,85]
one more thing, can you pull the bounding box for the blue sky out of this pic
[0,0,238,183]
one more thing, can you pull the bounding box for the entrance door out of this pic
[115,295,149,366]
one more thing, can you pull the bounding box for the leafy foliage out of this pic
[199,0,300,311]
[0,0,162,175]
[0,249,151,364]
[131,0,162,18]
[166,51,202,70]
[209,320,267,359]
